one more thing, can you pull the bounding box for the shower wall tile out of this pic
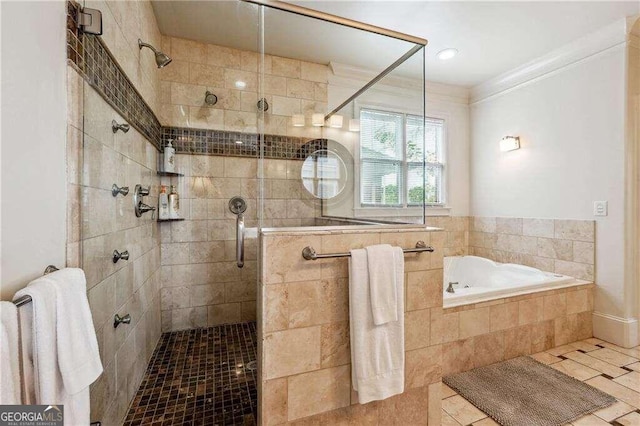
[159,36,329,140]
[260,227,444,424]
[159,153,320,332]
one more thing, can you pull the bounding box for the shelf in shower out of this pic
[157,171,184,177]
[157,218,185,222]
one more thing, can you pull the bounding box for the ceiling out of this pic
[152,1,639,88]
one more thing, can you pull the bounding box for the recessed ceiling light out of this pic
[235,80,246,89]
[235,140,243,144]
[437,48,458,61]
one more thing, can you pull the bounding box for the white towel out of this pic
[13,268,103,425]
[365,244,399,325]
[0,302,21,404]
[349,247,405,404]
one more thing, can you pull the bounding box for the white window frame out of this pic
[353,103,450,218]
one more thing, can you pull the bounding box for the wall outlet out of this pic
[593,201,608,216]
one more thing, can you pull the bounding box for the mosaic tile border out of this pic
[66,0,327,160]
[162,126,328,160]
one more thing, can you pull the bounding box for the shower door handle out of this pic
[236,213,244,268]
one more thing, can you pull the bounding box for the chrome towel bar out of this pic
[13,265,59,307]
[302,241,434,261]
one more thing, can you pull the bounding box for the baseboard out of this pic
[592,311,639,348]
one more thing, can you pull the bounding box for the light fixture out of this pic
[500,136,520,152]
[329,115,343,128]
[311,113,324,127]
[138,39,172,68]
[235,140,243,145]
[437,48,458,61]
[235,80,246,89]
[349,119,360,132]
[292,114,305,127]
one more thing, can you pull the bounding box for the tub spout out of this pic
[446,282,458,293]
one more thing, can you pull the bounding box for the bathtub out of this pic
[443,256,586,308]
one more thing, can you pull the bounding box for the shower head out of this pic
[138,39,172,68]
[204,91,218,106]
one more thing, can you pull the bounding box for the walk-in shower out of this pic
[73,0,426,423]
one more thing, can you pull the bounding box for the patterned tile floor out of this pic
[123,322,257,426]
[442,338,640,426]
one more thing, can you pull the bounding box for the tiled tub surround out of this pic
[260,227,445,425]
[469,217,595,281]
[440,283,594,376]
[159,153,320,332]
[158,36,329,139]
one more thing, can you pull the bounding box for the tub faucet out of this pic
[446,282,458,293]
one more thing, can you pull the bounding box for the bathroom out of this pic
[1,0,639,425]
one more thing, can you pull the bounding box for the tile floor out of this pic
[123,322,257,426]
[442,338,640,426]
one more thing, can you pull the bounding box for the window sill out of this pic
[353,206,451,218]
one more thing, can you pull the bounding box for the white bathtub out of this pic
[443,256,586,308]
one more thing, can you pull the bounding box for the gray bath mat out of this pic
[443,356,616,426]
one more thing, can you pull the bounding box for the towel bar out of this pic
[302,241,434,260]
[12,265,59,307]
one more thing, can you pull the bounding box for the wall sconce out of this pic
[349,119,360,132]
[500,136,520,152]
[292,114,305,127]
[311,113,324,127]
[329,115,343,128]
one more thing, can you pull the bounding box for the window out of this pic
[359,108,444,207]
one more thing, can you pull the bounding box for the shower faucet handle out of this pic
[138,186,150,196]
[111,183,129,197]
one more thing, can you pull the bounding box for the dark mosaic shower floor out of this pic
[124,322,258,426]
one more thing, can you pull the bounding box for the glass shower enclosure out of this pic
[76,0,426,423]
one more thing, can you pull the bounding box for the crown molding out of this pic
[471,18,629,104]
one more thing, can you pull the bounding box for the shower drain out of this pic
[246,361,257,371]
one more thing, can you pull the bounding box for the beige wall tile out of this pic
[442,339,474,376]
[288,279,348,328]
[405,345,442,388]
[272,56,301,78]
[573,241,595,265]
[504,325,532,358]
[554,220,595,242]
[537,238,573,261]
[489,302,518,332]
[473,332,505,368]
[207,303,241,326]
[264,284,288,333]
[554,260,594,281]
[566,288,590,314]
[496,217,522,234]
[264,326,321,379]
[459,307,490,339]
[518,297,544,325]
[287,365,351,421]
[522,218,554,238]
[320,321,350,368]
[377,386,429,426]
[406,309,431,351]
[407,270,443,311]
[543,292,567,320]
[263,378,288,426]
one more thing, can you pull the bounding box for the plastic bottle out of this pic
[163,139,175,173]
[158,185,170,219]
[168,185,180,219]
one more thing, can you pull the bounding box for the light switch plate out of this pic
[594,201,608,216]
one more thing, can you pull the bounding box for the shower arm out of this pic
[138,39,159,54]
